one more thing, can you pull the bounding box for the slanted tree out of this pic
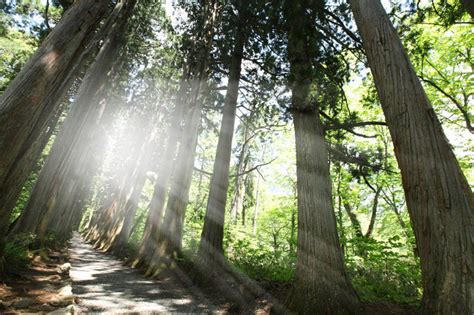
[349,0,474,313]
[140,0,222,276]
[197,0,248,266]
[132,74,193,269]
[87,102,156,253]
[10,0,137,242]
[128,0,221,274]
[0,0,109,260]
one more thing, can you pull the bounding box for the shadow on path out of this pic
[69,232,218,313]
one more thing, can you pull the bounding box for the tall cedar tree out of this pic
[11,0,137,241]
[134,0,220,275]
[0,0,109,261]
[198,0,247,265]
[349,0,474,313]
[284,0,359,313]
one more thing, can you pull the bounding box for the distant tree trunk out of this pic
[289,205,296,253]
[133,1,220,273]
[193,154,207,213]
[350,1,474,313]
[343,203,363,238]
[336,167,346,255]
[109,167,148,254]
[198,17,246,265]
[381,190,415,250]
[461,0,474,18]
[230,126,250,222]
[93,160,148,253]
[0,0,109,260]
[95,118,153,253]
[87,193,121,246]
[241,199,246,226]
[145,86,207,276]
[10,0,136,242]
[131,82,188,267]
[252,173,261,235]
[365,186,381,238]
[285,1,359,313]
[129,210,147,240]
[85,191,119,243]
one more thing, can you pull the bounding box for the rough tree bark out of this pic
[141,0,222,276]
[285,0,359,313]
[10,0,137,242]
[290,113,360,314]
[1,101,65,231]
[0,0,109,260]
[197,13,246,265]
[349,1,474,313]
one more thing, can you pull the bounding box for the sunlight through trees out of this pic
[0,0,472,313]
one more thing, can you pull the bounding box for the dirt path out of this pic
[69,233,219,314]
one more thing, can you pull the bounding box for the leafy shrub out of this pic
[3,233,36,271]
[223,205,297,282]
[345,235,422,305]
[228,235,296,281]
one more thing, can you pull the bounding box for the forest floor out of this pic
[0,233,419,314]
[69,232,226,313]
[0,247,73,313]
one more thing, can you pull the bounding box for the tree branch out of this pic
[193,158,277,178]
[421,77,474,133]
[44,0,51,31]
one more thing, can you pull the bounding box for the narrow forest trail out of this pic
[69,233,219,314]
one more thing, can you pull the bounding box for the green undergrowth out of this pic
[3,233,35,272]
[121,208,422,306]
[227,236,296,282]
[207,225,421,306]
[346,236,422,305]
[3,232,66,273]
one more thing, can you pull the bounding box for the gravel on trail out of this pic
[69,232,220,314]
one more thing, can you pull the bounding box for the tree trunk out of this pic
[344,203,363,238]
[288,111,359,313]
[461,0,474,19]
[10,0,136,241]
[145,87,206,276]
[230,125,250,222]
[365,186,381,238]
[100,119,153,253]
[132,76,190,268]
[2,101,64,230]
[198,20,246,264]
[285,1,359,312]
[252,171,261,235]
[0,0,109,259]
[133,0,220,272]
[349,1,474,313]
